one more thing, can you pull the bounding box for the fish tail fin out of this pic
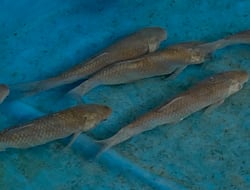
[66,78,99,102]
[95,140,109,158]
[93,127,131,158]
[9,81,41,99]
[198,29,250,53]
[94,139,112,158]
[222,29,250,45]
[10,77,64,99]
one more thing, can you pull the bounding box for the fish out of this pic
[0,84,9,104]
[67,29,250,101]
[96,70,248,154]
[0,104,111,151]
[11,27,167,98]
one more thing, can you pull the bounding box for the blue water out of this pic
[1,1,250,189]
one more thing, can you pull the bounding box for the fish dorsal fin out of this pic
[157,96,184,112]
[91,52,108,61]
[87,52,108,64]
[11,123,34,131]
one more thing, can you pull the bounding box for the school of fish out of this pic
[0,27,249,156]
[10,27,167,98]
[67,30,250,100]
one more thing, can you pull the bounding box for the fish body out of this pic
[11,27,167,98]
[97,70,248,153]
[0,104,111,151]
[0,84,9,104]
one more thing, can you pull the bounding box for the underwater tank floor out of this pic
[0,1,250,189]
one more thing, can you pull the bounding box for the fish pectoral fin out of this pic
[169,118,184,125]
[64,132,82,149]
[90,52,108,62]
[204,99,225,114]
[65,89,84,104]
[119,57,145,65]
[167,66,186,80]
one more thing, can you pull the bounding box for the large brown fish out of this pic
[12,27,167,98]
[96,70,248,154]
[67,30,250,100]
[0,104,111,151]
[0,84,9,104]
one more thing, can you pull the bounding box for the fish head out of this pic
[0,84,9,104]
[138,27,167,52]
[227,70,249,94]
[92,104,112,122]
[82,104,112,131]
